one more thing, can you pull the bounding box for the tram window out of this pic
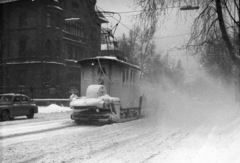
[131,70,135,85]
[130,70,132,84]
[123,69,128,85]
[126,69,129,85]
[122,69,125,85]
[133,72,136,84]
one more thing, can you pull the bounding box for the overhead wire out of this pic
[96,5,191,54]
[109,6,184,14]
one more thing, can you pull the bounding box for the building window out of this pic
[55,40,60,58]
[67,73,79,83]
[63,23,67,32]
[46,12,51,27]
[75,47,83,60]
[0,69,3,87]
[72,46,76,59]
[43,70,51,86]
[63,21,84,37]
[56,14,60,28]
[19,38,27,56]
[90,35,94,43]
[75,22,80,35]
[72,1,79,9]
[46,39,52,56]
[80,26,84,37]
[67,45,73,59]
[55,70,60,85]
[18,72,26,86]
[66,44,84,60]
[19,13,27,28]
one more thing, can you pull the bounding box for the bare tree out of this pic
[137,24,156,72]
[118,25,140,64]
[118,23,156,72]
[134,0,239,67]
[200,34,236,82]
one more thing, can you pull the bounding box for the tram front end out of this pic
[70,85,121,123]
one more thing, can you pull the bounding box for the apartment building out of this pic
[0,0,107,98]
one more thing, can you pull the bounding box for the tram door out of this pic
[81,66,93,96]
[93,64,110,93]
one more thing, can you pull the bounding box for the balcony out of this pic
[63,32,86,45]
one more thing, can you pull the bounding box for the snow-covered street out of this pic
[1,88,240,163]
[1,113,240,163]
[0,0,239,162]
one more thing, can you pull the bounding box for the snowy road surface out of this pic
[1,94,240,163]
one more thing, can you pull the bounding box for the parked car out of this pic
[0,93,38,121]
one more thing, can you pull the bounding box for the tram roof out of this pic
[77,56,141,70]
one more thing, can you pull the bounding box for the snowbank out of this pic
[38,104,71,113]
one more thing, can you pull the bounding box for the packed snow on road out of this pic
[1,81,240,163]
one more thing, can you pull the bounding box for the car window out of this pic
[13,96,21,102]
[0,95,13,102]
[21,96,29,103]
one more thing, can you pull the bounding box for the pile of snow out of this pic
[38,104,71,113]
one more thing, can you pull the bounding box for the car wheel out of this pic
[27,109,34,119]
[9,116,15,120]
[74,120,83,125]
[1,110,9,121]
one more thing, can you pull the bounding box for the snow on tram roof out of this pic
[96,56,118,60]
[77,56,141,70]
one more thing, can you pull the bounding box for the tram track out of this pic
[0,114,147,140]
[0,119,74,139]
[0,119,99,147]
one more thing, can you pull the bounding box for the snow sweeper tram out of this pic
[70,56,147,123]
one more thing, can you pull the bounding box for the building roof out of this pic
[0,0,19,4]
[77,56,141,70]
[95,7,108,23]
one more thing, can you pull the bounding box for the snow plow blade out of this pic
[70,112,113,123]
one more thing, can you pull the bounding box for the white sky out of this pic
[96,0,202,78]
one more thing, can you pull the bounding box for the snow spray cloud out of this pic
[140,74,239,128]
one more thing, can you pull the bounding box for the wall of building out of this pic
[0,0,104,98]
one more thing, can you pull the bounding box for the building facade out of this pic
[0,0,107,98]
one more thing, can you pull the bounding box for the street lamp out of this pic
[180,5,199,10]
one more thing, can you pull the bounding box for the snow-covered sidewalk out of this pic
[38,104,71,113]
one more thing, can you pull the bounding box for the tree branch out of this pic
[216,0,240,65]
